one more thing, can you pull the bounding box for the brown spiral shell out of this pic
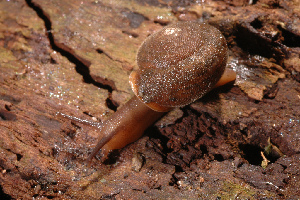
[130,21,228,110]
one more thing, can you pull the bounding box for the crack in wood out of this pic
[25,0,117,111]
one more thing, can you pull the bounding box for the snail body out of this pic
[81,21,236,164]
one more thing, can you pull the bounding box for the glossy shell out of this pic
[130,21,228,109]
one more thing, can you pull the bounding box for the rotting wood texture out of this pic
[0,0,299,199]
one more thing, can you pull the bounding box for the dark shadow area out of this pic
[278,26,300,48]
[234,21,285,61]
[0,186,11,200]
[239,144,263,166]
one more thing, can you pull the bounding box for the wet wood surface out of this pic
[0,0,299,199]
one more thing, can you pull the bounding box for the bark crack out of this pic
[25,0,117,111]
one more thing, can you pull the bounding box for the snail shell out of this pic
[130,21,228,110]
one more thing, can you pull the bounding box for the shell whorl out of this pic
[130,21,228,109]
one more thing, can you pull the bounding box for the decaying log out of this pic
[0,0,299,199]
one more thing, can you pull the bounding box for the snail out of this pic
[63,21,236,164]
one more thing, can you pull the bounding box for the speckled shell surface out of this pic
[131,21,228,108]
